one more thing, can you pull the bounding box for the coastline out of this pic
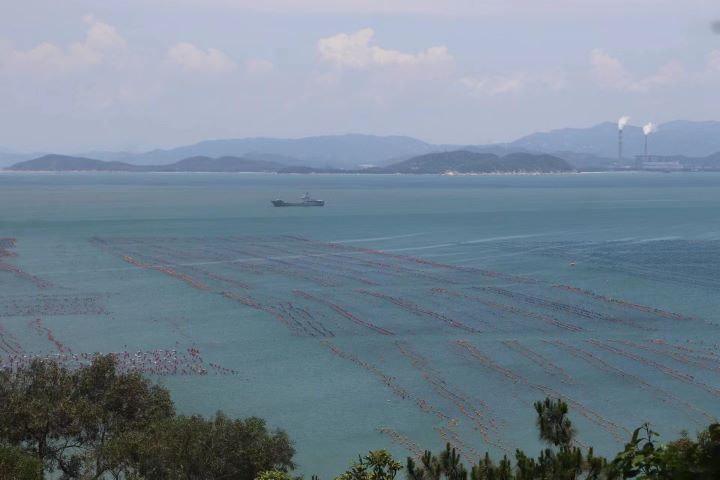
[0,169,703,176]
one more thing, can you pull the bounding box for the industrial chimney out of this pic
[643,122,656,157]
[617,116,629,161]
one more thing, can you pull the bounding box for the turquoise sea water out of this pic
[1,172,720,475]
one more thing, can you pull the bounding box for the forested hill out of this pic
[8,151,574,174]
[152,156,284,172]
[379,151,573,174]
[7,154,283,172]
[82,134,436,168]
[8,154,141,171]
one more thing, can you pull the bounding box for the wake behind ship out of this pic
[272,192,325,207]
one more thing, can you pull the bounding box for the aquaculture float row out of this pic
[1,234,718,462]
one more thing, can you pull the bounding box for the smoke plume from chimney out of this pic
[643,122,656,156]
[618,116,630,130]
[617,116,630,160]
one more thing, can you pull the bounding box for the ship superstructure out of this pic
[271,192,325,207]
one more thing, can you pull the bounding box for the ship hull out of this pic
[272,200,324,207]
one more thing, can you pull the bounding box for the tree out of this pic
[338,450,403,480]
[608,423,661,479]
[407,450,442,480]
[256,469,295,480]
[0,445,43,480]
[529,398,604,480]
[0,359,83,475]
[534,398,575,448]
[410,398,606,480]
[439,444,467,480]
[608,422,720,479]
[123,412,295,480]
[74,355,175,479]
[407,444,466,480]
[0,355,174,479]
[695,423,720,476]
[0,356,297,480]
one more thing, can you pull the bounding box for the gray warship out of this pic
[271,192,324,207]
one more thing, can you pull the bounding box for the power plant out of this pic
[616,117,682,171]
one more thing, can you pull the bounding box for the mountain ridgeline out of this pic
[377,151,572,174]
[508,120,720,158]
[8,154,284,173]
[8,155,140,172]
[7,151,573,174]
[4,121,720,170]
[77,134,437,168]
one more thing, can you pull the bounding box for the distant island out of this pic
[372,151,573,174]
[7,151,573,175]
[6,122,720,171]
[7,154,284,173]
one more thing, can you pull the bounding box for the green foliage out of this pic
[406,444,467,480]
[468,453,512,480]
[337,450,403,480]
[4,353,720,480]
[256,469,295,480]
[439,443,467,480]
[0,359,80,474]
[407,451,441,480]
[0,356,294,480]
[403,399,720,480]
[121,412,295,480]
[409,398,602,480]
[0,355,174,479]
[78,355,175,478]
[0,444,43,480]
[609,423,662,479]
[608,422,720,479]
[534,398,575,448]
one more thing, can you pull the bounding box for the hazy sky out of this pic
[1,0,719,152]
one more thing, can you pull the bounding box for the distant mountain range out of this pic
[8,154,283,173]
[8,155,142,171]
[373,151,572,174]
[506,120,720,159]
[79,134,437,169]
[7,151,573,175]
[3,120,720,170]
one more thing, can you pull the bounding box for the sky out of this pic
[1,0,719,152]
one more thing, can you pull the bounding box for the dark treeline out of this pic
[0,356,293,479]
[0,356,718,479]
[7,151,573,175]
[333,399,720,480]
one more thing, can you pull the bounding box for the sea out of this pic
[1,171,720,476]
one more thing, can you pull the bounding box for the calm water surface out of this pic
[1,172,720,475]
